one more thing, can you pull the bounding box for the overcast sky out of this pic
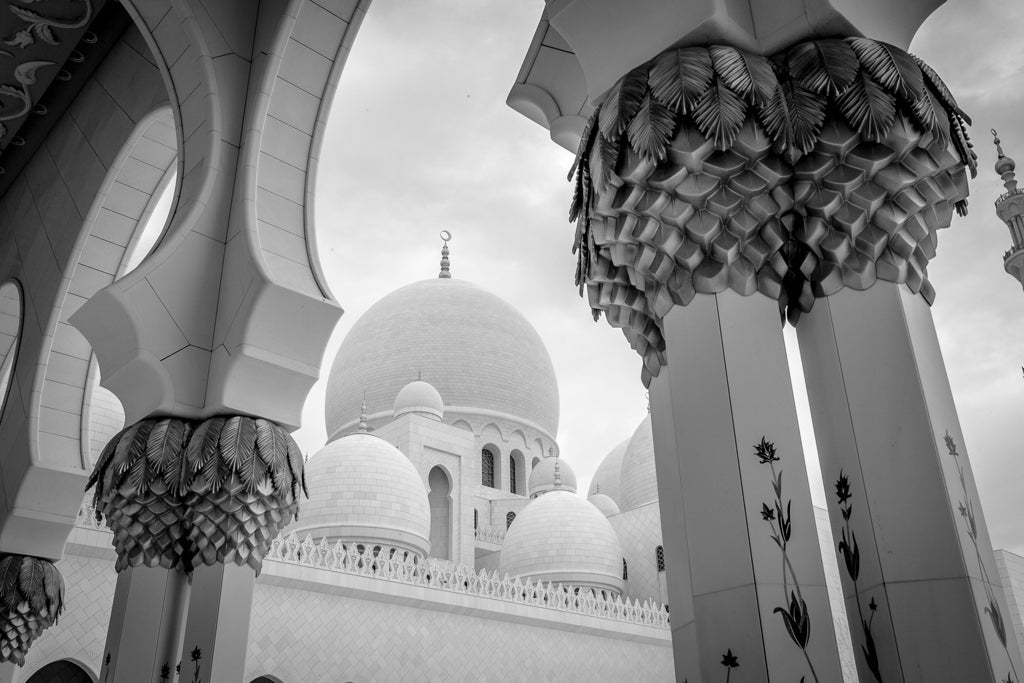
[290,0,1024,554]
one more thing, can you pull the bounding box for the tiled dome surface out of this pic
[291,433,431,557]
[500,490,624,595]
[528,456,577,497]
[587,438,629,504]
[325,278,559,440]
[620,415,658,511]
[588,493,621,517]
[393,380,444,420]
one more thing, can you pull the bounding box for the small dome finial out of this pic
[358,397,368,432]
[553,450,561,489]
[438,230,452,278]
[993,129,1018,191]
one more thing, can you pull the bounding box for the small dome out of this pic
[290,433,431,558]
[588,493,621,517]
[528,456,577,497]
[587,438,629,504]
[996,154,1016,176]
[500,490,624,595]
[620,415,658,511]
[394,380,444,421]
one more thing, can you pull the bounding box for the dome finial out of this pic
[993,129,1018,192]
[552,448,561,489]
[438,230,452,278]
[358,396,368,432]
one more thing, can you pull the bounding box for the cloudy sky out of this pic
[290,0,1024,553]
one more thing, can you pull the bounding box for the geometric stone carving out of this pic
[568,38,976,384]
[0,554,64,665]
[87,416,307,574]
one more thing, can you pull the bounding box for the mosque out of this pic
[10,232,1024,681]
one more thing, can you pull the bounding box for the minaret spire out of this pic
[991,130,1024,290]
[438,230,452,278]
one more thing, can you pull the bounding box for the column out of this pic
[798,282,1024,681]
[100,567,188,683]
[178,564,256,683]
[650,291,843,682]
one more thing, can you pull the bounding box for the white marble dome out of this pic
[393,380,444,421]
[500,490,624,595]
[325,278,559,441]
[291,432,431,558]
[588,493,621,517]
[587,438,629,505]
[620,415,658,511]
[528,456,577,497]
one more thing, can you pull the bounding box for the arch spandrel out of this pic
[72,0,370,429]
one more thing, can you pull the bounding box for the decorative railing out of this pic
[265,533,670,628]
[473,524,506,544]
[74,504,670,629]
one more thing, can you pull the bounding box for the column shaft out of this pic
[650,291,843,682]
[101,566,188,683]
[179,564,255,683]
[797,282,1024,682]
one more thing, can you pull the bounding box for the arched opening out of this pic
[622,558,628,581]
[249,676,285,683]
[428,465,452,560]
[0,281,22,420]
[506,511,516,529]
[26,659,95,683]
[509,449,525,495]
[481,445,497,488]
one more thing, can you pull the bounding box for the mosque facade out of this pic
[11,255,1024,682]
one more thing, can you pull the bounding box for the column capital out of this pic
[565,37,974,384]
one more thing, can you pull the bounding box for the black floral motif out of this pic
[834,470,882,682]
[190,645,203,683]
[946,432,1017,683]
[755,437,819,683]
[721,649,739,682]
[160,662,170,681]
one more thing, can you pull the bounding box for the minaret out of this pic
[992,130,1024,289]
[438,230,452,278]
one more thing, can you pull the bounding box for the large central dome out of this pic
[325,278,559,440]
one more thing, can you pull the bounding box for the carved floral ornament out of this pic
[568,38,976,385]
[87,416,308,574]
[0,554,64,665]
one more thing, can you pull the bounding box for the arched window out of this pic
[481,447,495,488]
[428,467,452,560]
[509,455,518,494]
[506,511,516,529]
[0,281,22,421]
[473,508,478,531]
[622,558,628,581]
[656,545,666,572]
[532,457,539,469]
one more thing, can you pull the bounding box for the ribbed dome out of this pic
[529,456,577,497]
[588,493,621,517]
[587,438,629,504]
[620,415,658,511]
[290,433,431,558]
[394,380,443,421]
[325,278,559,441]
[500,490,624,595]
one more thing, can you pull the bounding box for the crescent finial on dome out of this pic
[439,230,452,278]
[358,397,368,432]
[992,129,1018,192]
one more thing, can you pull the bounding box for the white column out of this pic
[178,564,256,683]
[798,282,1024,682]
[100,567,188,683]
[650,291,843,682]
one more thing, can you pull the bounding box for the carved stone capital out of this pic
[87,415,306,574]
[569,38,975,384]
[0,554,64,665]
